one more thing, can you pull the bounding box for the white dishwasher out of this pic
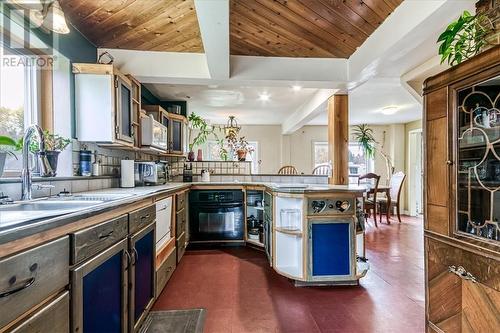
[156,197,173,251]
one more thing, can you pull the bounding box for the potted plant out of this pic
[187,113,214,161]
[30,131,70,176]
[0,135,22,176]
[352,124,394,184]
[437,10,492,66]
[231,136,254,161]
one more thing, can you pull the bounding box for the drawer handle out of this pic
[141,214,150,220]
[99,231,114,240]
[157,206,168,212]
[0,276,36,298]
[448,265,478,283]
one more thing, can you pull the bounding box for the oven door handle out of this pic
[196,203,243,209]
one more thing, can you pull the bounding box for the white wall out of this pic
[193,124,408,177]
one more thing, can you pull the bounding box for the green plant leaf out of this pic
[0,136,17,147]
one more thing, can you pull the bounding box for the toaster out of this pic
[135,161,167,186]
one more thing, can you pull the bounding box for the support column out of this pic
[328,94,349,185]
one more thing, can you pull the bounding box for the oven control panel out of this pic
[308,198,354,215]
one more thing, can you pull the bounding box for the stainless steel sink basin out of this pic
[0,193,135,229]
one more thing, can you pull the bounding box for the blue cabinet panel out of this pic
[83,252,122,333]
[311,223,351,276]
[134,230,154,321]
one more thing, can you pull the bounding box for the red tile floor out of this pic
[154,216,425,333]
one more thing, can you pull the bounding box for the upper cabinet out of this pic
[456,76,500,243]
[143,105,187,155]
[73,64,135,147]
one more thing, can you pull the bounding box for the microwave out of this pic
[141,115,168,151]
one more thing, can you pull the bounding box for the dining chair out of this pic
[378,171,406,223]
[358,173,381,227]
[312,164,331,176]
[278,165,298,175]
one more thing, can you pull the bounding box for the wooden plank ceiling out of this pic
[230,0,404,58]
[60,0,204,52]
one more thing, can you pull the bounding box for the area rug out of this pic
[139,309,206,333]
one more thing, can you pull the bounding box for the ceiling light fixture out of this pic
[43,0,70,34]
[20,0,70,34]
[292,85,302,91]
[259,93,270,101]
[223,115,241,137]
[381,106,399,115]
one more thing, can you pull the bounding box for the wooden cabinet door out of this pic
[425,87,450,236]
[426,238,500,332]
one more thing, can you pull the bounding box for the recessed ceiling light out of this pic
[292,85,302,91]
[381,106,399,115]
[259,93,270,101]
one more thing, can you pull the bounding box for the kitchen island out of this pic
[0,181,368,332]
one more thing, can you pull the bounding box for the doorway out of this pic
[408,129,423,216]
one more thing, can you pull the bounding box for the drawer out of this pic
[9,291,69,333]
[176,232,187,264]
[0,237,69,329]
[155,249,176,297]
[129,205,156,234]
[176,192,186,212]
[176,210,187,237]
[70,215,128,264]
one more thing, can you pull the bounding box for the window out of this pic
[313,141,329,167]
[204,140,260,174]
[348,142,373,184]
[0,46,40,173]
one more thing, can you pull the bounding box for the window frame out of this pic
[1,43,48,177]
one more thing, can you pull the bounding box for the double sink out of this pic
[0,193,135,228]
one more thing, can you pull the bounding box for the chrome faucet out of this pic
[21,125,53,200]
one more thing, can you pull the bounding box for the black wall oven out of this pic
[189,190,244,243]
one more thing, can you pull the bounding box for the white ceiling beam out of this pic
[98,48,210,79]
[281,89,336,134]
[348,0,476,89]
[194,0,229,80]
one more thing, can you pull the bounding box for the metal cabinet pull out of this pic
[446,160,453,165]
[140,214,150,220]
[0,276,36,298]
[131,248,139,265]
[448,265,478,283]
[124,250,131,269]
[99,231,114,240]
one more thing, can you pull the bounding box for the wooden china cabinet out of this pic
[423,46,500,333]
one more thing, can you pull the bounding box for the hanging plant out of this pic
[437,10,491,66]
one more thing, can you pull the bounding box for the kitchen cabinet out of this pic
[308,220,354,279]
[9,291,69,333]
[246,189,265,248]
[73,64,135,147]
[167,113,188,155]
[423,46,500,332]
[274,195,304,280]
[0,237,69,330]
[155,197,173,251]
[263,191,273,265]
[71,239,129,333]
[129,223,155,332]
[175,191,188,263]
[143,105,188,155]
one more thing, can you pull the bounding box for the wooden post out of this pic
[328,94,349,185]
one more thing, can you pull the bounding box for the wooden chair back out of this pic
[358,173,381,199]
[312,164,331,176]
[389,172,406,203]
[278,165,298,175]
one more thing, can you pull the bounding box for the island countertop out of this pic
[0,181,367,254]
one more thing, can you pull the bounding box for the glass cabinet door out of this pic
[456,75,499,242]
